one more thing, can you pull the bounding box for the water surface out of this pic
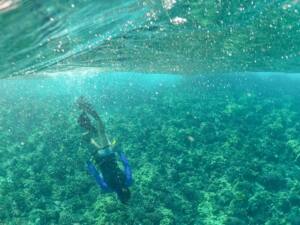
[0,0,299,77]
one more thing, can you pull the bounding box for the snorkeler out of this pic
[76,96,132,204]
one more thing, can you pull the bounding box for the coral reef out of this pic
[0,74,300,224]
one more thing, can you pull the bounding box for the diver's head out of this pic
[78,112,97,134]
[116,187,131,204]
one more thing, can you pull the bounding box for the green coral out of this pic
[1,74,300,224]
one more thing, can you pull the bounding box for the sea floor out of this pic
[0,73,300,225]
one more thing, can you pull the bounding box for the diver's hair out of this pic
[117,187,131,204]
[78,112,97,134]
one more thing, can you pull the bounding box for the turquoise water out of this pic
[1,73,300,225]
[0,0,299,77]
[1,0,300,224]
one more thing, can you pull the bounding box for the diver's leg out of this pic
[77,97,100,120]
[85,106,111,148]
[77,96,111,148]
[94,116,111,149]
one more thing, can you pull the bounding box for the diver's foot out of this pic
[76,96,99,119]
[77,96,93,111]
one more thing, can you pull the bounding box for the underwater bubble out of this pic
[170,17,187,25]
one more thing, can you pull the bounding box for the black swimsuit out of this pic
[82,133,127,191]
[93,151,126,191]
